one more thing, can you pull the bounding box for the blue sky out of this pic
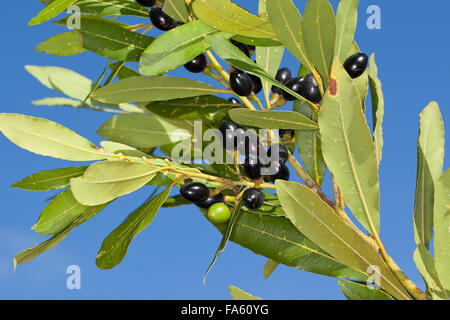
[0,0,448,299]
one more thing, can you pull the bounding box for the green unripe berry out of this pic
[207,203,231,224]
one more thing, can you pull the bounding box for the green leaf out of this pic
[210,208,367,281]
[413,244,448,300]
[368,54,384,165]
[14,200,108,269]
[266,0,315,74]
[255,44,284,106]
[29,0,77,26]
[139,20,217,75]
[275,180,411,300]
[34,189,107,235]
[145,96,235,120]
[228,109,318,130]
[302,0,336,81]
[56,15,154,62]
[110,62,141,80]
[12,166,87,191]
[204,201,244,284]
[71,161,159,206]
[434,169,450,292]
[162,195,191,208]
[413,102,445,248]
[206,35,316,106]
[96,187,171,269]
[192,0,276,39]
[97,113,192,149]
[348,42,369,108]
[335,0,359,62]
[294,99,326,186]
[91,75,227,104]
[35,32,85,56]
[32,97,128,114]
[319,57,380,234]
[163,0,189,22]
[0,113,108,161]
[228,286,262,300]
[338,279,394,300]
[263,259,280,279]
[75,0,149,17]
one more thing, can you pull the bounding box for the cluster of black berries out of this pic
[219,120,290,183]
[137,0,208,74]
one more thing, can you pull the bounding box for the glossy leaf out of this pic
[33,189,107,235]
[140,20,216,75]
[368,54,384,165]
[12,166,87,191]
[335,0,359,62]
[228,109,318,130]
[263,259,280,279]
[57,15,154,62]
[96,187,171,269]
[97,113,192,149]
[275,180,411,300]
[211,209,367,281]
[319,58,380,234]
[110,62,141,80]
[163,0,189,22]
[434,169,450,292]
[338,279,394,300]
[266,0,315,74]
[0,113,108,161]
[192,0,276,39]
[228,286,262,300]
[146,96,236,120]
[29,0,77,26]
[303,0,336,80]
[76,0,149,17]
[71,161,159,206]
[91,75,227,104]
[35,32,85,56]
[413,102,445,248]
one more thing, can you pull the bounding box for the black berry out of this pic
[303,74,322,103]
[219,120,245,150]
[149,7,176,31]
[230,69,253,97]
[195,193,225,209]
[244,157,262,180]
[242,188,265,210]
[180,182,210,202]
[279,129,295,139]
[184,54,207,73]
[272,68,292,95]
[231,40,251,57]
[136,0,156,7]
[344,53,369,79]
[269,163,290,182]
[282,77,305,101]
[249,74,262,94]
[267,144,289,164]
[228,97,241,104]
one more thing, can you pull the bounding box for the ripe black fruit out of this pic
[244,157,262,180]
[231,40,251,57]
[136,0,156,7]
[282,77,305,101]
[228,97,241,104]
[249,73,262,94]
[230,69,253,97]
[184,54,207,73]
[269,163,290,182]
[344,53,369,79]
[272,68,292,95]
[195,193,225,209]
[180,182,210,202]
[267,144,289,164]
[303,74,322,103]
[219,120,245,150]
[149,7,176,31]
[279,129,294,139]
[242,188,265,210]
